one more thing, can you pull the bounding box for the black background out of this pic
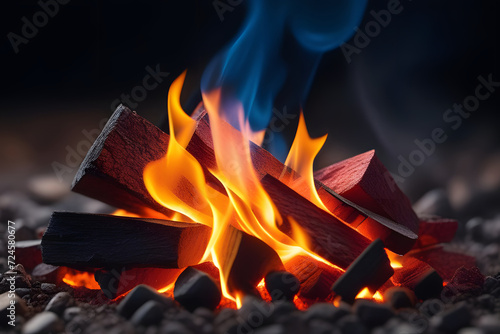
[1,0,499,216]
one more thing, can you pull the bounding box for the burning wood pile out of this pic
[38,73,478,311]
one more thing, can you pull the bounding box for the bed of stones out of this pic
[1,174,500,334]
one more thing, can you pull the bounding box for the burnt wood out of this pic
[214,224,284,297]
[41,212,211,270]
[284,255,343,301]
[331,239,394,304]
[260,174,371,270]
[413,216,458,249]
[314,150,420,234]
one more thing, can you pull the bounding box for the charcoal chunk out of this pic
[265,271,300,301]
[174,267,221,312]
[383,287,416,309]
[117,284,174,319]
[414,270,443,300]
[131,300,164,326]
[430,302,471,333]
[354,299,394,327]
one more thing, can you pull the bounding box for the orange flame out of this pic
[142,72,358,305]
[62,271,100,290]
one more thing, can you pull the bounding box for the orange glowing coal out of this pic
[62,270,100,290]
[140,72,387,306]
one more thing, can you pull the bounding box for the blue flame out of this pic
[201,0,367,131]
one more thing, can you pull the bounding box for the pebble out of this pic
[354,299,394,327]
[430,302,472,333]
[419,298,445,317]
[308,318,339,334]
[1,291,28,318]
[63,306,82,322]
[337,314,369,334]
[477,314,500,333]
[302,302,350,324]
[254,324,287,334]
[130,300,165,326]
[117,284,175,319]
[193,307,215,323]
[264,271,300,302]
[413,188,454,218]
[40,283,57,294]
[15,288,31,298]
[22,311,63,334]
[238,295,274,328]
[383,287,416,309]
[483,276,499,293]
[173,267,221,312]
[27,174,70,204]
[44,291,74,316]
[161,321,194,334]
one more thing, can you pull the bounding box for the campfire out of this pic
[38,71,478,311]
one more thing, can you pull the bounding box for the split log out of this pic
[407,246,476,281]
[284,255,343,301]
[194,111,417,254]
[331,239,394,304]
[413,216,458,249]
[72,105,176,217]
[391,257,443,300]
[214,224,284,297]
[41,212,211,270]
[261,174,372,270]
[72,106,416,254]
[314,150,420,234]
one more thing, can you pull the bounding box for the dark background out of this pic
[1,0,499,219]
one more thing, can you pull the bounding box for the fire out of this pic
[141,72,386,306]
[355,287,384,302]
[62,270,100,290]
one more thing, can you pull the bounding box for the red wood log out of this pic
[407,246,476,281]
[261,174,373,270]
[41,212,212,270]
[284,255,343,301]
[16,240,42,272]
[314,150,420,235]
[413,216,458,249]
[214,224,284,297]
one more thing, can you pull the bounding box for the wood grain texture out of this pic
[314,150,420,234]
[41,212,212,269]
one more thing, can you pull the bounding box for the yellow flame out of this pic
[285,112,328,211]
[143,73,341,304]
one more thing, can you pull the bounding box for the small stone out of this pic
[491,287,500,297]
[237,295,275,329]
[45,291,74,316]
[477,294,495,309]
[308,319,338,334]
[130,300,164,326]
[117,284,175,319]
[477,314,500,333]
[193,307,215,323]
[302,302,350,324]
[27,174,70,204]
[15,288,31,298]
[483,276,499,293]
[337,314,368,334]
[15,275,32,289]
[414,270,443,300]
[265,271,300,302]
[430,302,472,333]
[63,306,81,322]
[383,287,416,309]
[354,299,394,327]
[269,300,296,323]
[214,307,237,327]
[22,311,63,334]
[40,283,57,294]
[161,321,194,334]
[254,324,287,334]
[457,328,484,334]
[174,267,221,312]
[419,298,445,317]
[1,291,28,318]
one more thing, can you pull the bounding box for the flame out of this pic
[62,271,100,290]
[355,287,384,302]
[284,112,328,211]
[143,73,350,305]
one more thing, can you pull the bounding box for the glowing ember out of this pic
[63,271,100,290]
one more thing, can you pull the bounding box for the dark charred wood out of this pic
[331,239,394,304]
[41,212,211,270]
